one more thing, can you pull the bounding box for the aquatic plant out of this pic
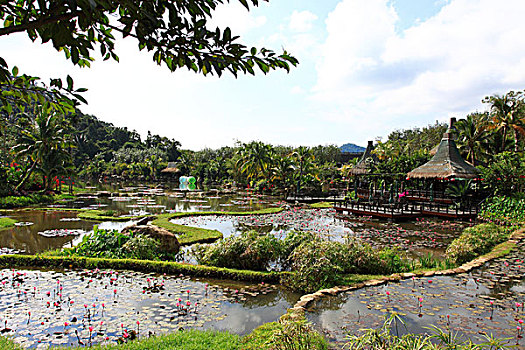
[344,314,515,349]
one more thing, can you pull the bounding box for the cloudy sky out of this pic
[2,0,525,150]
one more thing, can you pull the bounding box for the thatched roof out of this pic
[349,141,375,175]
[407,120,479,179]
[161,162,181,174]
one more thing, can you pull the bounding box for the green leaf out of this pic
[223,27,231,43]
[11,66,18,76]
[66,75,74,91]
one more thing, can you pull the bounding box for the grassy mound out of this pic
[152,207,284,245]
[0,217,16,230]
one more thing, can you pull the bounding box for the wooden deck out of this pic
[335,201,478,221]
[334,203,419,221]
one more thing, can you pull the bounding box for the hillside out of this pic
[340,143,365,153]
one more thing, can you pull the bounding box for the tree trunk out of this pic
[15,160,37,192]
[501,126,507,152]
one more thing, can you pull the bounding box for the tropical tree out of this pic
[236,141,275,182]
[271,156,295,194]
[483,90,525,152]
[291,146,316,197]
[14,107,72,191]
[454,112,489,165]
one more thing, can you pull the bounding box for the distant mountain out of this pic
[340,143,366,153]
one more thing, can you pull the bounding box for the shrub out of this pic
[0,194,54,209]
[285,239,410,293]
[122,235,161,260]
[192,231,282,271]
[64,227,163,260]
[285,239,349,293]
[479,195,525,226]
[445,223,510,265]
[242,312,328,350]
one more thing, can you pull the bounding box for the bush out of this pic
[191,230,315,272]
[0,194,54,209]
[284,239,349,293]
[122,235,161,260]
[445,223,510,265]
[192,231,282,271]
[64,227,163,260]
[285,239,410,293]
[479,195,525,226]
[242,312,328,350]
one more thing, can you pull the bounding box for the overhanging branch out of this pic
[0,10,83,37]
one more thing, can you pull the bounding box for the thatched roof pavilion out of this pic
[161,162,181,174]
[349,141,376,175]
[407,119,479,179]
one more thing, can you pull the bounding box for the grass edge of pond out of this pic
[0,254,289,283]
[0,311,328,350]
[152,207,285,245]
[309,202,333,209]
[78,209,149,222]
[0,217,17,230]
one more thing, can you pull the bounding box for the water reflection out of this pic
[0,268,300,348]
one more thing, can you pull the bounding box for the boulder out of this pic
[121,225,180,254]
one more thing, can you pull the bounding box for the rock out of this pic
[121,225,180,254]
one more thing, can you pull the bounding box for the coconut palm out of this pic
[271,156,295,194]
[236,141,274,182]
[483,91,525,152]
[454,112,489,165]
[15,108,72,191]
[291,146,316,197]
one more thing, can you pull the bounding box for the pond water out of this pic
[306,238,525,349]
[0,268,299,348]
[55,187,280,216]
[0,210,136,255]
[171,209,469,257]
[0,189,281,255]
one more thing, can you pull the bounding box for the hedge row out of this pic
[0,255,287,283]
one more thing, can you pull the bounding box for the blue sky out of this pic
[2,0,525,150]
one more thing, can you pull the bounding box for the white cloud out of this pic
[313,0,525,143]
[208,3,267,35]
[291,86,305,94]
[289,10,318,32]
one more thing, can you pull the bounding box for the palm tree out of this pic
[271,156,295,194]
[236,141,274,182]
[454,113,489,165]
[291,146,316,197]
[15,108,72,192]
[483,91,525,152]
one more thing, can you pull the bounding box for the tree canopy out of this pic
[0,0,297,79]
[0,0,298,112]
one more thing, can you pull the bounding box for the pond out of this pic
[0,188,282,255]
[171,209,470,257]
[306,237,525,349]
[55,187,281,215]
[0,268,300,348]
